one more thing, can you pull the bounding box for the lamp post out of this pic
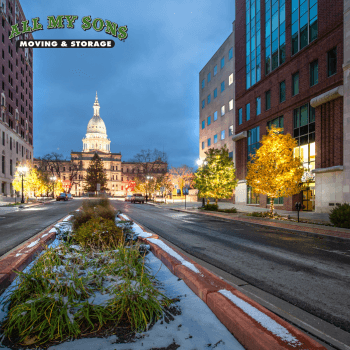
[17,165,28,203]
[146,175,153,203]
[50,176,57,199]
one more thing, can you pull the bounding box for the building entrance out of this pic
[302,182,315,211]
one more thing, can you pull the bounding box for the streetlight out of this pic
[17,165,28,203]
[50,176,57,199]
[146,175,153,203]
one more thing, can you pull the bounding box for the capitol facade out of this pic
[34,93,167,196]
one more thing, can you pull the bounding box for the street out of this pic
[0,199,82,258]
[113,201,350,335]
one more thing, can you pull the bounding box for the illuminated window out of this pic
[229,99,233,110]
[229,73,233,85]
[291,0,318,55]
[229,125,233,136]
[246,0,261,89]
[221,105,225,116]
[293,103,315,171]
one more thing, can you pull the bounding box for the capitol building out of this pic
[34,93,167,196]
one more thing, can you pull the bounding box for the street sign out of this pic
[183,187,189,195]
[96,183,101,191]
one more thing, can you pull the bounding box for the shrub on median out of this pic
[329,203,350,229]
[203,204,219,211]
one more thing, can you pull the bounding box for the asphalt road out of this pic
[0,199,82,257]
[113,201,350,334]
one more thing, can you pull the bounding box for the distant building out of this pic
[0,0,34,197]
[199,22,235,162]
[233,0,349,213]
[34,93,167,196]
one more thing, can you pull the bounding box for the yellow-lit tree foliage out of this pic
[246,126,304,216]
[133,176,147,194]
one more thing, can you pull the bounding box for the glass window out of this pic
[291,0,318,55]
[207,72,211,82]
[229,99,234,110]
[207,94,211,104]
[238,108,243,125]
[214,65,217,76]
[328,47,337,77]
[229,125,233,136]
[246,103,251,121]
[267,116,284,130]
[280,80,286,102]
[202,100,205,109]
[221,81,225,92]
[208,115,211,125]
[229,73,233,85]
[202,79,205,89]
[221,130,225,140]
[207,138,211,147]
[247,126,260,161]
[265,90,271,110]
[310,60,318,86]
[202,141,205,149]
[214,88,217,98]
[202,120,205,129]
[256,96,261,115]
[221,57,225,69]
[247,185,260,204]
[214,111,217,121]
[221,105,225,116]
[214,134,218,143]
[292,72,299,96]
[229,47,233,59]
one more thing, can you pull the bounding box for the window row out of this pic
[202,74,233,108]
[201,125,234,149]
[201,47,233,89]
[201,100,234,129]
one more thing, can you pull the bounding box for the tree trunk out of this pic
[207,199,210,205]
[215,198,218,205]
[270,198,275,217]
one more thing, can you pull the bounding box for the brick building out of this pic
[0,0,33,197]
[34,94,167,197]
[233,0,348,212]
[199,23,235,161]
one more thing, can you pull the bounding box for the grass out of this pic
[1,203,172,347]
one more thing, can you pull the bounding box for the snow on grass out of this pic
[148,238,201,275]
[119,214,129,221]
[116,214,153,238]
[45,252,244,350]
[218,289,302,347]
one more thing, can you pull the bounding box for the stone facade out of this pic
[0,0,34,198]
[199,22,235,161]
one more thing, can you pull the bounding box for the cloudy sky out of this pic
[22,0,235,168]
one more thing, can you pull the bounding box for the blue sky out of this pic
[22,0,235,168]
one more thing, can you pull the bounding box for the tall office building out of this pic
[0,0,33,197]
[233,0,347,212]
[199,23,235,162]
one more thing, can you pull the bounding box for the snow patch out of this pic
[119,214,130,221]
[218,290,302,347]
[27,239,40,248]
[148,238,201,274]
[63,215,74,222]
[48,228,57,233]
[41,233,48,238]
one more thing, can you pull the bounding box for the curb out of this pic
[166,206,350,242]
[0,214,73,295]
[120,213,327,350]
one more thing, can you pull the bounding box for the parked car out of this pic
[131,193,145,204]
[56,193,68,201]
[125,195,133,202]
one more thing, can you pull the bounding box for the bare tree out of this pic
[130,149,168,178]
[169,165,195,191]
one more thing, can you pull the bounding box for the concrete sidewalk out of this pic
[149,201,350,241]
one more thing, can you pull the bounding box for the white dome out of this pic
[86,115,107,135]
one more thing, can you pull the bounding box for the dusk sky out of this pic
[22,0,236,168]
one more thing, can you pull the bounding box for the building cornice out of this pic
[310,85,343,108]
[312,165,344,174]
[232,131,247,142]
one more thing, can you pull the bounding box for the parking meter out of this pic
[295,202,302,222]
